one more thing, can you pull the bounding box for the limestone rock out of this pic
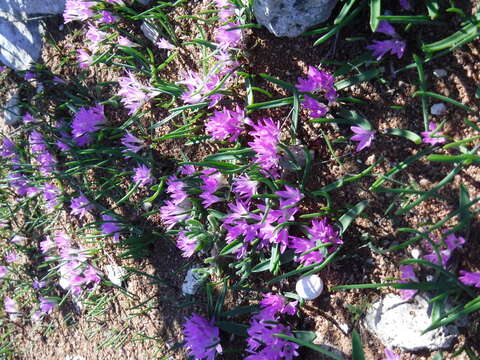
[431,103,447,116]
[253,0,339,37]
[141,20,160,44]
[2,91,21,126]
[0,0,65,18]
[182,268,204,296]
[0,19,44,70]
[296,274,324,300]
[364,294,458,351]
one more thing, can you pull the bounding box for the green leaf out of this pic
[426,0,440,20]
[259,73,297,92]
[377,15,439,24]
[351,330,365,360]
[219,239,243,255]
[338,200,368,235]
[385,128,422,144]
[370,0,381,32]
[273,334,343,360]
[335,69,381,91]
[413,91,471,112]
[215,321,248,337]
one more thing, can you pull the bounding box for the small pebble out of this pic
[295,274,324,300]
[411,248,421,259]
[433,69,447,78]
[431,103,447,116]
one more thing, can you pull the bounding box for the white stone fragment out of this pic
[364,294,458,351]
[10,235,27,245]
[433,69,447,78]
[0,19,44,70]
[0,0,65,18]
[295,274,324,300]
[141,20,160,44]
[182,268,204,296]
[431,103,447,116]
[105,264,127,287]
[2,92,21,126]
[410,248,421,259]
[253,0,339,38]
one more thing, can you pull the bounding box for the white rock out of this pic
[253,0,339,37]
[364,294,458,351]
[0,19,44,70]
[410,248,421,259]
[182,268,204,296]
[2,92,21,126]
[338,322,350,334]
[105,264,127,287]
[295,274,324,300]
[65,355,86,360]
[10,234,27,245]
[141,20,160,44]
[0,0,65,18]
[430,103,447,116]
[433,69,447,78]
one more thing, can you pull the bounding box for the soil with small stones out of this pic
[1,0,480,359]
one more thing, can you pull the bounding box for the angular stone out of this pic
[0,0,65,18]
[364,294,458,351]
[0,19,44,70]
[141,20,160,44]
[2,91,21,126]
[253,0,339,37]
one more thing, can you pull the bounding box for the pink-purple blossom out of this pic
[399,0,412,11]
[118,36,139,47]
[367,39,406,60]
[77,48,93,68]
[398,264,418,300]
[121,132,145,156]
[233,175,258,200]
[248,118,281,177]
[70,194,94,219]
[71,104,105,146]
[100,10,117,24]
[382,348,401,360]
[101,215,122,242]
[458,271,480,288]
[117,72,159,114]
[0,266,7,279]
[205,106,249,142]
[183,313,222,360]
[421,122,446,146]
[133,164,154,187]
[215,22,242,48]
[156,38,175,50]
[177,232,197,257]
[39,297,57,314]
[64,0,95,23]
[4,297,17,314]
[350,126,375,152]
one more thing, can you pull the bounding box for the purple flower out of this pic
[37,152,57,175]
[100,10,117,24]
[117,72,159,114]
[399,0,412,11]
[199,169,225,208]
[55,232,71,249]
[156,38,175,50]
[215,22,242,48]
[133,164,154,187]
[32,280,46,289]
[382,349,401,360]
[248,118,281,177]
[121,132,145,156]
[350,126,375,152]
[40,236,55,254]
[86,24,108,50]
[71,104,105,146]
[444,233,465,251]
[24,71,36,81]
[233,175,258,200]
[160,199,192,229]
[39,297,57,314]
[70,194,94,219]
[4,297,17,313]
[43,183,61,211]
[296,66,336,95]
[206,106,249,142]
[0,266,8,279]
[30,130,47,154]
[0,138,16,158]
[84,265,101,284]
[458,271,480,288]
[367,39,406,60]
[183,313,222,360]
[118,36,139,47]
[64,0,95,23]
[303,95,328,118]
[177,232,197,257]
[101,215,122,242]
[376,21,397,37]
[5,252,18,263]
[398,264,418,300]
[421,122,446,146]
[77,48,92,68]
[23,113,36,124]
[276,185,303,208]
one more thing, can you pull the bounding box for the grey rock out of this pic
[137,0,152,4]
[431,102,447,116]
[433,69,447,78]
[182,268,205,296]
[364,294,458,351]
[253,0,339,37]
[0,18,44,70]
[141,20,160,44]
[0,0,65,18]
[2,92,21,126]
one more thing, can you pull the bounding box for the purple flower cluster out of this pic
[117,72,159,114]
[101,215,122,242]
[206,106,250,142]
[160,175,192,229]
[43,182,61,211]
[70,194,95,219]
[215,22,242,49]
[199,169,226,208]
[246,294,299,360]
[398,264,418,300]
[367,21,406,60]
[423,232,466,268]
[121,132,145,157]
[64,0,96,23]
[40,232,101,296]
[248,118,281,177]
[296,66,337,119]
[71,104,106,146]
[183,313,222,360]
[289,218,343,266]
[132,164,155,188]
[29,130,57,175]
